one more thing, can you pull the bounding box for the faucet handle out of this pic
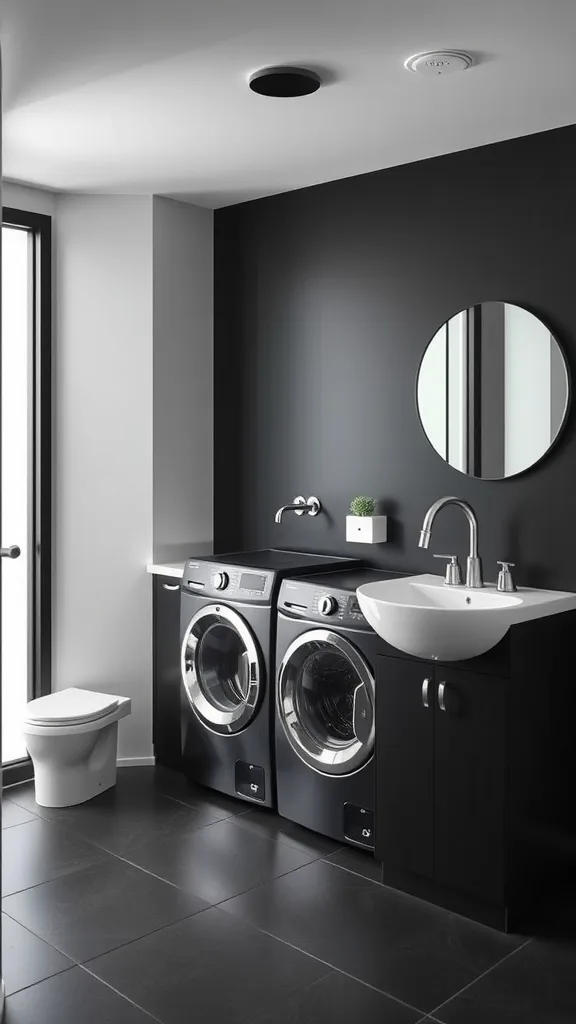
[433,554,463,587]
[496,562,517,593]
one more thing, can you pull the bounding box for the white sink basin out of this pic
[356,573,576,661]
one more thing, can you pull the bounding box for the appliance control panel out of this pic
[278,580,370,629]
[183,561,275,603]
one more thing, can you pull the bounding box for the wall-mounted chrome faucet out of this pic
[418,496,483,588]
[275,495,321,524]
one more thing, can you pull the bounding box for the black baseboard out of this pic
[3,760,34,788]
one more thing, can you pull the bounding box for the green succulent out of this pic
[349,495,377,517]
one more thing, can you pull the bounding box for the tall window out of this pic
[1,209,51,775]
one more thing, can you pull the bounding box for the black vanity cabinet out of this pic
[377,660,506,908]
[375,658,436,880]
[434,667,507,905]
[153,575,183,770]
[375,613,576,931]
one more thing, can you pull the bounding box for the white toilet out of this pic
[23,688,131,808]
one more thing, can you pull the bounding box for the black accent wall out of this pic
[214,125,576,590]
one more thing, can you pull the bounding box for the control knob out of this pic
[318,595,338,617]
[213,571,229,591]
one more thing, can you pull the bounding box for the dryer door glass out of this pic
[198,623,250,709]
[278,630,375,775]
[181,605,262,734]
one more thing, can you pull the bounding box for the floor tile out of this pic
[6,769,246,843]
[4,966,156,1024]
[86,906,329,1024]
[274,971,422,1023]
[152,766,248,817]
[3,857,207,962]
[233,806,342,857]
[123,816,319,904]
[10,773,229,859]
[2,914,73,996]
[433,937,576,1024]
[2,800,38,830]
[222,859,524,1014]
[2,818,109,896]
[324,844,383,882]
[1,783,51,818]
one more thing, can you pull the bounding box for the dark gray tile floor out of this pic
[2,767,575,1023]
[2,817,109,897]
[2,915,73,996]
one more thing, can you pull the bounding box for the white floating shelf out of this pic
[346,515,388,544]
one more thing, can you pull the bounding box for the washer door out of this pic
[277,629,375,775]
[181,605,262,734]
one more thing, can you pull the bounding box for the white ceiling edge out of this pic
[5,111,575,212]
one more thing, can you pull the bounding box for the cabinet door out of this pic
[376,657,434,878]
[434,668,506,904]
[153,576,183,770]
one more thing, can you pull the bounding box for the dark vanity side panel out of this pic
[508,611,576,907]
[214,124,576,592]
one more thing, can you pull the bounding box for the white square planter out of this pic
[346,515,387,544]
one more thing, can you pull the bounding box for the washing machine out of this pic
[180,549,359,808]
[275,567,407,847]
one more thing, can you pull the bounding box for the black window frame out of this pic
[2,207,52,786]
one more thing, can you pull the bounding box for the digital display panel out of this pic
[240,573,267,593]
[349,597,361,614]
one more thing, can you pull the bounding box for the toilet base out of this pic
[29,721,120,808]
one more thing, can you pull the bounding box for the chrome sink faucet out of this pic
[275,495,321,524]
[418,496,483,588]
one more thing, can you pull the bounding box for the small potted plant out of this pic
[346,496,387,544]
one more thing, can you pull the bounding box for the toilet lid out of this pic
[24,688,122,726]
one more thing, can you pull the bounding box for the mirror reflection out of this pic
[417,302,570,479]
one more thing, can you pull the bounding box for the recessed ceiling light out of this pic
[404,50,474,75]
[249,66,322,98]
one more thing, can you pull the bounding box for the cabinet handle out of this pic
[162,583,180,591]
[422,677,431,708]
[438,681,447,712]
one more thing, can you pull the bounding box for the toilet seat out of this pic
[24,688,122,728]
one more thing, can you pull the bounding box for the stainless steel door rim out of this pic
[181,604,262,734]
[277,629,375,775]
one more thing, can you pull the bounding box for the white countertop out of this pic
[147,562,184,579]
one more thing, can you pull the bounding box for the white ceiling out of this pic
[2,0,576,208]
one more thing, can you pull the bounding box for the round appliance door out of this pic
[181,605,262,734]
[277,629,375,775]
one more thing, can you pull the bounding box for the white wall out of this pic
[54,195,154,761]
[152,197,213,561]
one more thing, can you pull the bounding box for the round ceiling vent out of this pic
[249,66,321,98]
[404,51,473,75]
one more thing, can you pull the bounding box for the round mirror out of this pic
[417,302,570,479]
